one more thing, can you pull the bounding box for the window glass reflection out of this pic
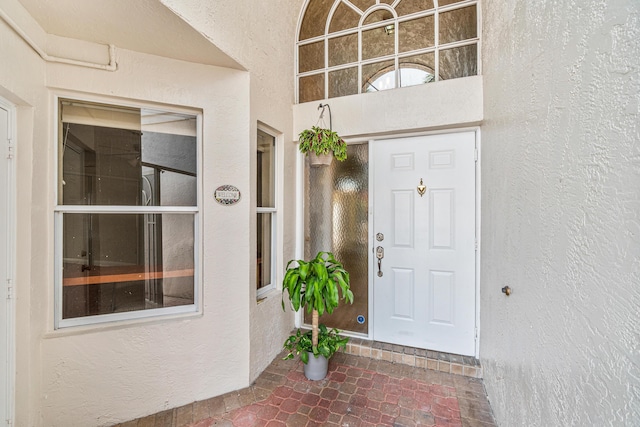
[62,213,195,319]
[60,103,197,207]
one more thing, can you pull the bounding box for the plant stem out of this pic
[312,309,319,348]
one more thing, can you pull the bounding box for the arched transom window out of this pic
[296,0,479,103]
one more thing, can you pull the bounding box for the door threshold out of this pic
[344,338,482,378]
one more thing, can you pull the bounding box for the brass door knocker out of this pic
[417,178,426,197]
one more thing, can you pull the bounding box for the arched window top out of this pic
[297,0,480,103]
[361,7,396,26]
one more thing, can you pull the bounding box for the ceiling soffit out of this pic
[17,0,243,69]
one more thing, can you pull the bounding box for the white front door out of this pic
[372,132,477,356]
[0,101,13,425]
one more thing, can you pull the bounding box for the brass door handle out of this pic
[376,246,384,277]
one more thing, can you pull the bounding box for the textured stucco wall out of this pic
[480,0,640,425]
[1,0,262,423]
[45,49,251,426]
[158,0,305,383]
[0,1,45,425]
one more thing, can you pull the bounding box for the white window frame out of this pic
[256,123,282,298]
[53,94,202,329]
[0,95,17,427]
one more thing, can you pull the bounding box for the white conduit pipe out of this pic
[0,7,117,71]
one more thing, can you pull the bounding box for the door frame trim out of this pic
[0,95,17,426]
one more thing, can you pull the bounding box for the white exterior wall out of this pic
[43,52,251,426]
[0,0,278,424]
[159,0,305,382]
[480,0,640,425]
[0,1,44,425]
[293,76,483,138]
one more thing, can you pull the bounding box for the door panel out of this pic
[373,132,476,356]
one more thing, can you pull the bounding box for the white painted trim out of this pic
[476,0,483,76]
[54,206,198,213]
[275,130,284,294]
[58,304,198,329]
[0,95,16,427]
[53,211,63,330]
[367,140,375,340]
[294,149,304,328]
[256,122,282,298]
[474,128,481,358]
[344,125,482,145]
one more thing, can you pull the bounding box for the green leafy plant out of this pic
[283,324,349,364]
[298,126,347,161]
[282,251,354,363]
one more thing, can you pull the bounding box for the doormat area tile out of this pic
[191,363,462,427]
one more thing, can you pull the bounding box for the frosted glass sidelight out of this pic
[304,143,369,334]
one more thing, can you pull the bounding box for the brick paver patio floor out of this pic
[117,351,496,427]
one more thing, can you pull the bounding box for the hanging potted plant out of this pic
[298,126,348,167]
[298,104,347,167]
[282,251,354,380]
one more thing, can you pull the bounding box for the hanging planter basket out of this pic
[298,104,347,167]
[309,151,334,167]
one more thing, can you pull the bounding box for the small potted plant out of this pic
[298,126,347,166]
[283,324,349,370]
[282,251,353,380]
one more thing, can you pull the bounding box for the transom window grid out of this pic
[296,0,480,103]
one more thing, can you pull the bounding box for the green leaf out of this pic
[318,343,330,358]
[306,279,315,304]
[292,286,301,311]
[313,283,325,315]
[298,261,309,280]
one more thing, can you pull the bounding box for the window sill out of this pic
[45,309,203,339]
[257,288,280,305]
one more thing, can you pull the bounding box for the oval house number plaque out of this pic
[215,185,241,206]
